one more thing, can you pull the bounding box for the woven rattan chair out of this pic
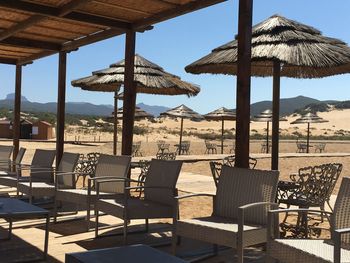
[95,159,183,243]
[172,166,279,263]
[267,177,350,263]
[54,154,131,230]
[17,152,80,203]
[0,149,56,188]
[0,147,26,171]
[0,145,13,163]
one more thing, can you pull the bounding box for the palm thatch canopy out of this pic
[204,107,236,121]
[291,112,328,124]
[186,15,350,78]
[160,104,203,120]
[252,109,287,122]
[72,54,200,96]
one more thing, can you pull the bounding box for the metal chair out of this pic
[204,140,217,154]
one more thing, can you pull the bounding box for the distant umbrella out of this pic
[108,106,154,121]
[291,112,328,153]
[185,14,350,169]
[252,109,287,153]
[160,105,203,155]
[72,55,200,155]
[204,107,236,154]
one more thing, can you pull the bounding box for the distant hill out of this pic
[248,96,322,116]
[5,93,28,102]
[136,103,169,117]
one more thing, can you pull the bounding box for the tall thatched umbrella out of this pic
[72,54,200,155]
[204,107,236,154]
[185,15,350,169]
[291,112,328,153]
[160,104,203,155]
[252,109,287,153]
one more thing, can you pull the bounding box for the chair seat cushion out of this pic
[0,176,29,187]
[56,188,118,204]
[97,198,173,220]
[268,239,350,263]
[18,182,55,197]
[176,216,266,248]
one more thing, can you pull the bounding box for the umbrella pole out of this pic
[271,61,281,170]
[113,90,119,155]
[266,121,269,154]
[307,122,310,153]
[179,117,184,155]
[221,118,224,154]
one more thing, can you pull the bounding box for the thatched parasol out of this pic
[185,14,350,169]
[291,112,328,153]
[108,106,154,120]
[204,107,236,154]
[72,54,200,96]
[160,104,203,155]
[252,109,287,153]
[72,54,200,155]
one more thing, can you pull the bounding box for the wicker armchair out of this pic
[0,149,56,188]
[53,154,131,230]
[95,159,183,243]
[267,177,350,263]
[172,166,279,263]
[17,152,80,203]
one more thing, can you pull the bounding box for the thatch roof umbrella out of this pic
[72,54,200,155]
[185,14,350,169]
[204,107,236,154]
[160,104,203,155]
[109,106,154,120]
[291,112,328,153]
[252,109,287,153]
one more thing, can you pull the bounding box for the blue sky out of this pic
[0,0,349,114]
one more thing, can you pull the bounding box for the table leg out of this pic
[43,214,49,259]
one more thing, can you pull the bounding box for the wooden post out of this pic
[56,51,67,167]
[113,90,119,155]
[266,121,269,154]
[221,118,224,154]
[307,122,310,153]
[234,0,253,168]
[178,117,184,156]
[121,30,136,156]
[271,61,281,170]
[13,65,22,161]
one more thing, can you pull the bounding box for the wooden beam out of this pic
[271,61,281,170]
[133,0,226,29]
[2,37,61,51]
[0,1,131,30]
[13,64,22,161]
[0,57,17,64]
[121,30,136,157]
[17,50,55,66]
[234,0,253,168]
[56,51,67,167]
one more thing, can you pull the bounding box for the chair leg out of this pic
[213,244,218,255]
[171,233,178,255]
[53,198,58,223]
[237,245,244,263]
[87,200,91,231]
[123,218,128,245]
[95,208,99,237]
[145,218,149,232]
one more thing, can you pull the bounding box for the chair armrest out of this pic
[335,227,350,235]
[88,177,139,183]
[239,201,278,211]
[125,185,174,191]
[175,193,215,200]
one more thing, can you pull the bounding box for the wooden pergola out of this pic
[0,0,253,168]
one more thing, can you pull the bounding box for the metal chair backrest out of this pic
[223,155,257,169]
[144,159,183,206]
[57,152,80,188]
[214,166,279,225]
[331,177,350,246]
[290,163,342,206]
[209,161,222,187]
[156,152,176,160]
[95,154,131,194]
[0,145,13,162]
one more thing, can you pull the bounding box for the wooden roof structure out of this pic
[0,0,226,65]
